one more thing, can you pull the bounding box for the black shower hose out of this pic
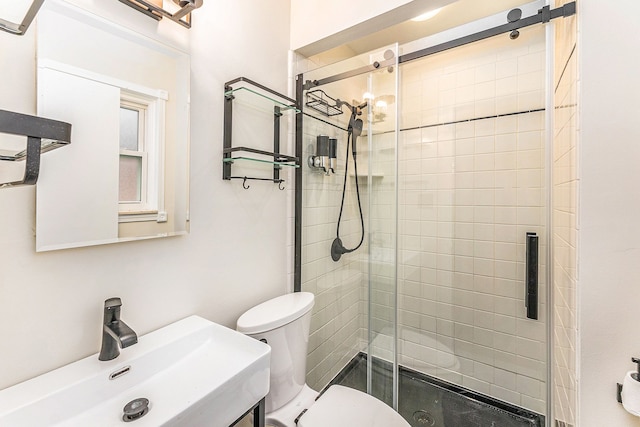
[335,129,365,253]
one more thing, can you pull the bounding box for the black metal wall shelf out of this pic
[223,77,300,188]
[0,109,72,188]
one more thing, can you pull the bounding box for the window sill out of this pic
[119,210,166,223]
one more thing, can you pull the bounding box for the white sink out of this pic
[0,316,270,427]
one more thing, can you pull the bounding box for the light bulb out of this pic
[411,7,442,22]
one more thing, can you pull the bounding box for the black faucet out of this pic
[99,297,138,361]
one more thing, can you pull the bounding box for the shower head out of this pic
[335,99,368,116]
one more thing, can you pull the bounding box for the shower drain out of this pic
[412,410,435,426]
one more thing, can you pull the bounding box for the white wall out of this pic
[578,0,640,425]
[290,0,455,55]
[552,1,577,424]
[0,0,291,390]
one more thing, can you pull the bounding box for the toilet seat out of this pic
[297,385,410,427]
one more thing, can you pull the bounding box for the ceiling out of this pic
[308,0,540,66]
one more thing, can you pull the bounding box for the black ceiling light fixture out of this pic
[117,0,203,28]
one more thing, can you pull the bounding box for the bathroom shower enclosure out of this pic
[295,3,574,426]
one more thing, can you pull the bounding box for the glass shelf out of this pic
[350,172,384,179]
[0,139,69,162]
[223,157,299,168]
[223,78,299,185]
[224,86,301,113]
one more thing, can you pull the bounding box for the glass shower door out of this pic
[299,44,399,409]
[394,26,548,426]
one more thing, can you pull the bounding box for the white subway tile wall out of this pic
[302,112,370,390]
[553,4,578,425]
[300,52,398,390]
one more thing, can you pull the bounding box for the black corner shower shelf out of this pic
[305,89,344,117]
[223,77,300,187]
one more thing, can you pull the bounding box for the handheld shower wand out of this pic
[331,106,366,262]
[349,109,364,159]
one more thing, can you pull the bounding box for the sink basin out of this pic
[0,316,270,427]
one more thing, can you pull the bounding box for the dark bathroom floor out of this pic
[329,353,544,427]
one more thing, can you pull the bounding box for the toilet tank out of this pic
[237,292,315,413]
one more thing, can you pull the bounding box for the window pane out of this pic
[119,155,141,202]
[120,107,139,150]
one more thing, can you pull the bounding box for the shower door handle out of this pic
[525,232,538,320]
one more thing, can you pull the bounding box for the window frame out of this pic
[118,90,167,222]
[118,101,148,207]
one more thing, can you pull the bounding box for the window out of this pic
[119,102,146,207]
[118,90,166,221]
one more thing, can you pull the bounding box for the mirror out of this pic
[34,1,190,251]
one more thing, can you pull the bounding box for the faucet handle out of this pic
[103,297,123,323]
[104,297,122,309]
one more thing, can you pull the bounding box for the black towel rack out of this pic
[0,109,72,188]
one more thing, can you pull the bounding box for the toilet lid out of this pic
[297,385,410,427]
[237,292,314,334]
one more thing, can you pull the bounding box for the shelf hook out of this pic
[242,177,250,189]
[278,180,285,191]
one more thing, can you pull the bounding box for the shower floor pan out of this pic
[329,352,544,427]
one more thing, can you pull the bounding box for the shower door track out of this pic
[399,2,575,64]
[302,2,576,92]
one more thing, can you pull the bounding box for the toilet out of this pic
[237,292,410,427]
